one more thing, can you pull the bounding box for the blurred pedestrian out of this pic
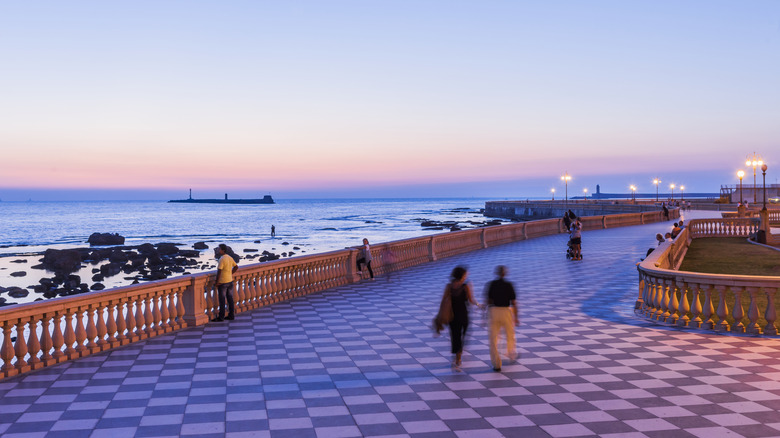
[441,266,481,369]
[357,238,374,280]
[484,266,518,371]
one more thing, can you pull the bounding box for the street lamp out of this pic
[680,186,685,201]
[653,178,661,202]
[762,164,768,211]
[746,152,763,204]
[561,172,572,207]
[583,188,588,200]
[630,185,636,202]
[551,188,555,201]
[737,170,745,204]
[670,184,675,201]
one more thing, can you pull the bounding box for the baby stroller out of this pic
[566,238,576,260]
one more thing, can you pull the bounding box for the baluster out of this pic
[14,319,29,372]
[52,312,65,359]
[27,317,41,368]
[106,301,118,345]
[1,321,14,374]
[702,285,715,329]
[715,285,730,331]
[75,307,87,354]
[731,287,745,333]
[151,292,161,334]
[176,288,186,328]
[690,282,703,328]
[160,290,171,332]
[641,274,651,313]
[64,310,77,358]
[636,272,645,310]
[206,278,217,319]
[677,281,690,327]
[649,278,660,318]
[659,279,671,321]
[86,305,98,350]
[144,295,154,336]
[96,303,108,349]
[236,277,246,311]
[134,295,146,338]
[746,287,761,334]
[40,314,53,364]
[667,279,680,324]
[765,287,778,335]
[165,289,176,329]
[121,299,134,342]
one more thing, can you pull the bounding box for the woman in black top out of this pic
[444,266,481,368]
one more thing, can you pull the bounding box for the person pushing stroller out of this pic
[568,217,582,260]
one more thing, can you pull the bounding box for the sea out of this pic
[0,198,500,305]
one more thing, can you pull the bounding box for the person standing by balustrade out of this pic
[213,243,238,322]
[357,238,374,280]
[484,265,518,372]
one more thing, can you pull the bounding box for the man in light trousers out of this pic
[485,266,518,371]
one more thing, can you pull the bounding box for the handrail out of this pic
[636,217,779,335]
[1,207,677,380]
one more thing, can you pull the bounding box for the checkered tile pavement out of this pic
[3,212,780,438]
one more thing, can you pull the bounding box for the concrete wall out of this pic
[485,201,668,221]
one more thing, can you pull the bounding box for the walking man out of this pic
[485,265,518,371]
[271,224,275,237]
[213,243,238,322]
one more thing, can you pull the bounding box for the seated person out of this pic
[670,223,682,239]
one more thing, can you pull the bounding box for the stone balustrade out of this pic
[636,218,780,335]
[1,209,676,380]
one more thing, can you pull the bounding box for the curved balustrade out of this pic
[1,208,676,380]
[637,218,778,335]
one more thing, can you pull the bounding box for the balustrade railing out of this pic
[1,208,676,380]
[637,218,778,335]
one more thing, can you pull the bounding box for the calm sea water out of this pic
[0,198,496,302]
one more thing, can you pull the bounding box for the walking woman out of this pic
[440,266,481,369]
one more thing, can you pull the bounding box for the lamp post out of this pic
[653,178,660,202]
[746,152,763,204]
[551,188,555,201]
[670,184,675,201]
[583,188,588,201]
[630,185,636,202]
[561,172,571,207]
[680,186,685,201]
[762,164,768,211]
[737,170,744,204]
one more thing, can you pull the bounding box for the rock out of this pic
[100,263,122,277]
[179,250,200,258]
[109,250,129,263]
[147,270,168,281]
[88,232,125,246]
[253,240,262,243]
[11,259,27,263]
[92,273,104,282]
[90,283,105,291]
[39,249,82,273]
[10,271,27,277]
[39,278,55,288]
[137,243,158,256]
[63,275,81,290]
[282,242,290,245]
[193,242,208,250]
[156,243,180,256]
[7,287,28,298]
[147,254,164,266]
[288,252,295,256]
[243,248,259,253]
[293,246,300,250]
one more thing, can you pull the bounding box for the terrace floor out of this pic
[3,211,780,438]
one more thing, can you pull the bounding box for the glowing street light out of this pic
[583,188,588,200]
[630,185,637,202]
[551,188,555,201]
[561,172,572,207]
[737,170,745,204]
[670,183,675,201]
[746,152,763,204]
[653,178,661,202]
[680,186,685,201]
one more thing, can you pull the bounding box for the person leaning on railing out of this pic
[213,243,239,322]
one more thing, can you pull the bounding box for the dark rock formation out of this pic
[88,233,125,246]
[156,243,180,256]
[91,283,105,291]
[7,287,28,298]
[10,271,27,277]
[193,242,208,250]
[37,249,83,273]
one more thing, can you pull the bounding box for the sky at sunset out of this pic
[1,1,779,200]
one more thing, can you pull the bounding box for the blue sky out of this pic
[1,1,778,200]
